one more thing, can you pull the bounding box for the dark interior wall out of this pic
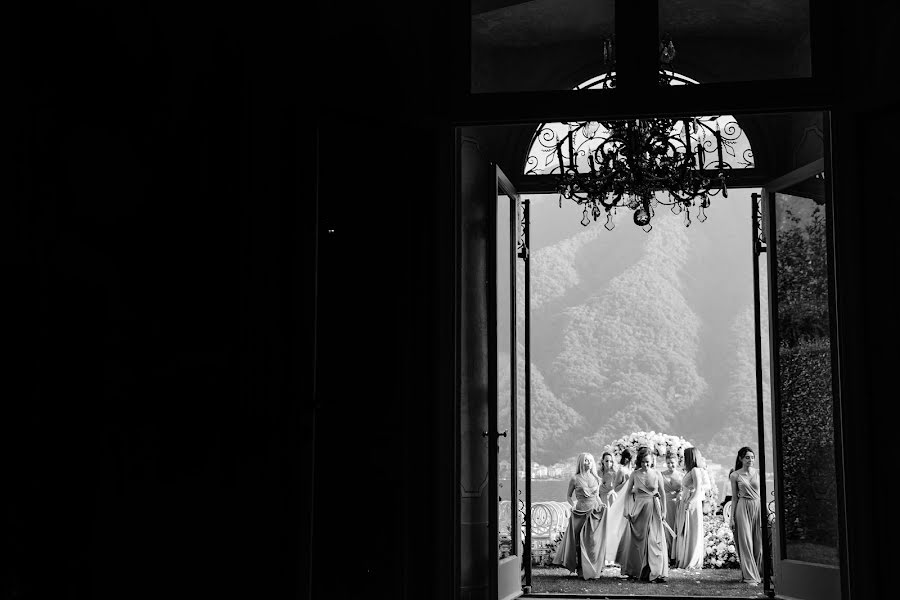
[823,8,900,597]
[12,0,461,597]
[10,3,314,598]
[315,3,457,600]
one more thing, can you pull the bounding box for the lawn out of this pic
[530,565,767,597]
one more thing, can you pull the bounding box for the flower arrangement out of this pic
[604,431,692,468]
[703,469,720,510]
[536,530,564,566]
[703,514,739,568]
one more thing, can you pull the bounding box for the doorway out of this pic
[457,113,846,600]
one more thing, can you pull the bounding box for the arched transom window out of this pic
[525,72,754,176]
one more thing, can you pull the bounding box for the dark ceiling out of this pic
[473,0,810,47]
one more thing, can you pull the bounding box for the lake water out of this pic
[498,479,570,503]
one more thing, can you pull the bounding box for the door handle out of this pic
[482,430,508,438]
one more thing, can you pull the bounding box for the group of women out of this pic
[552,445,763,586]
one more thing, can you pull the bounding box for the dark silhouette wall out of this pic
[11,3,315,598]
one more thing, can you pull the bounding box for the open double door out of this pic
[474,156,844,600]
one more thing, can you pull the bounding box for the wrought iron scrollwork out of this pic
[524,70,754,230]
[517,199,529,261]
[525,71,754,188]
[752,192,767,256]
[526,114,754,177]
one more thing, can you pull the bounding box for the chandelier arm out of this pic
[607,191,625,208]
[551,110,731,228]
[694,118,719,136]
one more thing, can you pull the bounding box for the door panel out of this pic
[491,165,523,600]
[765,167,842,600]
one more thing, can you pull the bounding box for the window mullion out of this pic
[615,0,660,94]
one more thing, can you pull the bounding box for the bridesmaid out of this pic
[615,447,669,583]
[598,452,618,507]
[674,447,706,569]
[553,453,608,579]
[730,446,763,586]
[613,449,634,494]
[660,451,683,561]
[695,449,713,514]
[602,452,627,566]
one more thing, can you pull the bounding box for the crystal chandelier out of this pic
[555,36,729,231]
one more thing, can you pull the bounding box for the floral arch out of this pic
[604,430,693,468]
[605,430,722,508]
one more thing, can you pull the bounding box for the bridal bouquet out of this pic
[604,431,692,467]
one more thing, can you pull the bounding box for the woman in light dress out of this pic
[614,447,669,583]
[553,453,609,579]
[613,449,634,493]
[597,452,618,507]
[730,446,763,586]
[602,448,634,565]
[660,451,683,562]
[695,449,712,514]
[673,446,706,569]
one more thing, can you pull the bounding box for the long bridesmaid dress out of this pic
[615,470,669,581]
[674,467,705,569]
[552,472,608,579]
[733,469,763,584]
[661,469,683,558]
[603,465,632,564]
[598,469,620,565]
[598,469,617,507]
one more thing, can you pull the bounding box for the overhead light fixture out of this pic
[553,35,729,231]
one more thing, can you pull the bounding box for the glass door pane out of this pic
[659,0,810,83]
[515,203,527,583]
[766,170,841,600]
[772,188,839,564]
[471,0,614,93]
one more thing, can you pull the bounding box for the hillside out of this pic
[498,190,772,468]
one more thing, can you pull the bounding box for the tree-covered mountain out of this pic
[498,348,588,465]
[551,215,708,448]
[704,301,773,471]
[497,191,771,469]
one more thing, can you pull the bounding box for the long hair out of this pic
[683,447,698,472]
[599,451,615,476]
[619,448,633,467]
[575,452,597,477]
[695,448,708,469]
[636,446,653,469]
[734,446,754,472]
